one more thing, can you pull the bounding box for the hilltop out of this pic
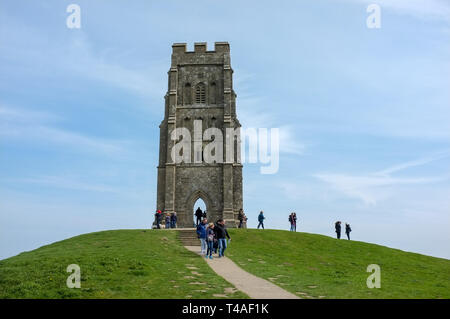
[0,229,448,298]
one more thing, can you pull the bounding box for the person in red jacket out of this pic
[154,210,162,229]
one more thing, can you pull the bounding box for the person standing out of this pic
[238,209,245,228]
[289,213,294,231]
[165,213,171,229]
[195,207,203,226]
[154,210,162,229]
[202,210,207,219]
[206,223,215,259]
[215,219,231,257]
[196,218,208,255]
[257,211,265,229]
[345,223,352,240]
[292,213,297,232]
[335,221,342,239]
[170,212,177,228]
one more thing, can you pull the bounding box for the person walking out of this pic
[214,219,231,257]
[335,221,342,239]
[345,223,352,240]
[195,207,203,226]
[206,223,215,259]
[196,218,208,255]
[170,212,177,229]
[154,210,162,229]
[257,211,265,229]
[238,209,245,228]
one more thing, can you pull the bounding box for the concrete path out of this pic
[184,246,300,299]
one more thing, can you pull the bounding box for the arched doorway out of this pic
[186,189,214,228]
[193,198,206,227]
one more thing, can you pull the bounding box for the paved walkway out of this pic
[184,246,300,299]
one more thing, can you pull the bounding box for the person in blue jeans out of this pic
[165,213,171,229]
[170,212,177,228]
[206,223,215,259]
[257,211,265,229]
[196,218,208,255]
[214,219,231,257]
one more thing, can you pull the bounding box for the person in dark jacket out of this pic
[335,221,342,239]
[170,212,177,228]
[195,207,203,226]
[214,219,231,257]
[154,210,162,229]
[345,223,352,240]
[257,211,265,229]
[205,223,215,259]
[202,210,207,219]
[196,218,208,255]
[238,209,245,228]
[289,213,297,232]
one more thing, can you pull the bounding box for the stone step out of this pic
[177,229,201,246]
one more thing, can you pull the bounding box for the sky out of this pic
[0,0,449,260]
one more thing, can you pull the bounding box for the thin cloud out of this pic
[8,176,119,193]
[314,153,449,205]
[0,105,128,156]
[376,151,450,176]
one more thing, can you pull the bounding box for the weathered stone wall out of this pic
[156,42,243,228]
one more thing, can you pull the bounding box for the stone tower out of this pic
[156,42,243,228]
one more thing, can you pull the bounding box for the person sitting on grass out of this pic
[206,223,215,259]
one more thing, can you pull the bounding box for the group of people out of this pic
[155,208,353,241]
[154,210,178,229]
[237,209,248,228]
[196,218,231,259]
[194,207,207,226]
[335,221,352,240]
[288,212,297,232]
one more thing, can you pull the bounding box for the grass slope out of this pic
[226,229,450,299]
[0,230,248,299]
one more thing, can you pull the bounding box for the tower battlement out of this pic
[172,42,230,54]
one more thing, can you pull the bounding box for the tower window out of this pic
[184,83,192,105]
[210,82,217,104]
[195,83,206,104]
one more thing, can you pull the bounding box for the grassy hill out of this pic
[0,230,248,299]
[0,229,448,299]
[226,229,450,299]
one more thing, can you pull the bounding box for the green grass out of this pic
[2,228,449,299]
[0,230,248,299]
[226,229,450,299]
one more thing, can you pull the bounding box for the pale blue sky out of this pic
[1,0,449,259]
